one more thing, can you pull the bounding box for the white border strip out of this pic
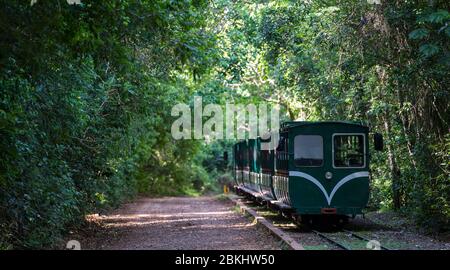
[289,171,369,205]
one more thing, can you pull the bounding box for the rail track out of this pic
[311,229,351,250]
[311,229,391,250]
[342,229,390,250]
[232,195,393,250]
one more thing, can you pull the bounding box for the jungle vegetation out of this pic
[0,0,448,248]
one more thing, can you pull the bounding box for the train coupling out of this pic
[320,208,337,214]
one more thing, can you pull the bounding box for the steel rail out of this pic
[342,229,391,250]
[311,230,350,250]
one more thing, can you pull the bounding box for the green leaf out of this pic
[419,43,440,58]
[445,26,450,37]
[409,28,429,40]
[426,9,450,24]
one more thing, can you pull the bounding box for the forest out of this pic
[0,0,448,249]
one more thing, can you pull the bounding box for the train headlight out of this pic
[325,172,333,180]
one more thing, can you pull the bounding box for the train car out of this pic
[241,140,250,189]
[233,142,240,186]
[233,140,247,187]
[248,138,260,192]
[259,136,276,200]
[233,121,383,224]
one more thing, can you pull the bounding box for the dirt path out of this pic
[79,196,281,250]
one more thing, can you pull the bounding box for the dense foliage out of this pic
[210,0,449,232]
[0,0,448,248]
[0,0,218,248]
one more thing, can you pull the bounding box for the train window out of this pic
[333,134,365,168]
[294,135,323,167]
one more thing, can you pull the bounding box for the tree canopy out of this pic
[0,0,448,248]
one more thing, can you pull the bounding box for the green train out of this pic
[232,121,383,224]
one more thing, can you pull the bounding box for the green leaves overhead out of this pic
[418,9,450,24]
[419,43,440,57]
[409,28,430,40]
[445,26,450,37]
